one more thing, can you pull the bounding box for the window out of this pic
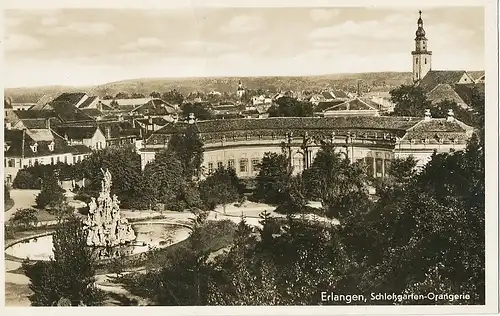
[375,158,383,178]
[30,143,38,153]
[228,159,235,169]
[51,157,55,165]
[416,59,418,64]
[424,58,427,64]
[384,159,392,176]
[208,162,214,174]
[217,161,223,169]
[7,159,14,167]
[29,159,33,167]
[64,156,68,164]
[365,157,374,177]
[56,156,60,163]
[251,158,260,172]
[73,156,76,164]
[239,158,248,173]
[48,141,55,151]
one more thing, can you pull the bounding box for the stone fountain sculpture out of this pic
[84,169,136,249]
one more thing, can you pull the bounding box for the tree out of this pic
[253,152,290,204]
[115,92,129,99]
[131,93,145,98]
[23,216,105,306]
[11,208,38,229]
[168,125,204,179]
[162,89,184,105]
[36,173,65,209]
[342,133,485,304]
[150,91,161,98]
[301,144,369,220]
[268,97,313,117]
[78,145,142,208]
[13,169,41,189]
[199,166,245,213]
[390,85,432,116]
[141,149,203,212]
[181,102,213,121]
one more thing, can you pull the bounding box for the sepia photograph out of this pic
[2,0,498,314]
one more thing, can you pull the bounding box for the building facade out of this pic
[140,114,473,179]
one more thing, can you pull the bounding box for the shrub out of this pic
[13,170,41,189]
[11,208,38,229]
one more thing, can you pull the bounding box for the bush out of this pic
[36,175,65,209]
[11,208,38,229]
[13,170,41,189]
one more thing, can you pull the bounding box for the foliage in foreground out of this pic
[118,133,485,305]
[23,217,105,306]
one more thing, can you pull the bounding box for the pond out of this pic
[5,223,191,261]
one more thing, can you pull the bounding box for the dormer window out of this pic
[48,141,55,152]
[30,143,38,153]
[4,143,11,152]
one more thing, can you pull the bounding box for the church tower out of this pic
[412,11,432,83]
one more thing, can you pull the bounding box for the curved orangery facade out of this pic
[140,114,474,179]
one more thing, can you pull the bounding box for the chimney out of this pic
[447,109,455,122]
[424,108,432,121]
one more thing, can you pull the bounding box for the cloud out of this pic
[47,22,114,35]
[6,34,44,52]
[5,17,23,27]
[41,16,59,26]
[121,37,166,50]
[309,9,339,22]
[181,40,238,55]
[222,15,265,33]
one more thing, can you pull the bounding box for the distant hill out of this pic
[6,71,474,104]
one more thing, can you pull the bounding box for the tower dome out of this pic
[415,10,426,38]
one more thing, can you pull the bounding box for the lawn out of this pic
[4,198,15,212]
[4,283,32,307]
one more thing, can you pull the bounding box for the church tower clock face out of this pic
[411,11,432,83]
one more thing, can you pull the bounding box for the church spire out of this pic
[411,10,432,83]
[415,10,426,39]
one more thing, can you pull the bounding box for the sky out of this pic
[4,7,485,88]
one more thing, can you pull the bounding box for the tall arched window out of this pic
[425,58,427,64]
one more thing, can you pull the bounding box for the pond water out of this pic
[5,223,191,261]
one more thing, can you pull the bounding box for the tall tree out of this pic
[301,144,370,220]
[268,97,313,117]
[36,173,65,209]
[253,152,290,205]
[23,216,105,306]
[199,166,245,213]
[390,85,432,116]
[181,102,213,121]
[162,89,184,105]
[168,125,204,179]
[77,145,142,208]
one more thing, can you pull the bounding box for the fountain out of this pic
[5,169,191,262]
[84,169,136,252]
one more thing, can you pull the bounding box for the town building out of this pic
[236,81,245,98]
[320,98,381,117]
[412,11,483,108]
[4,128,92,184]
[140,112,473,179]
